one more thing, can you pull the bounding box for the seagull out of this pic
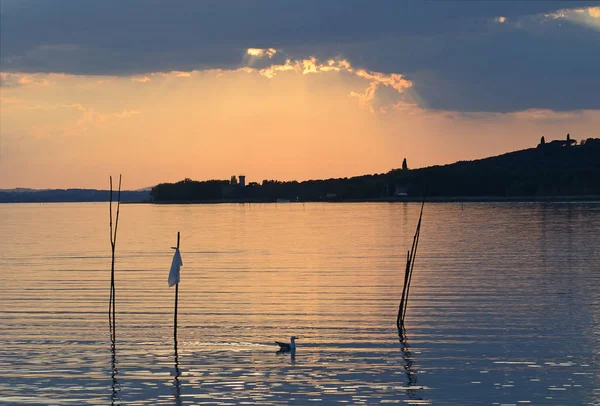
[275,336,298,353]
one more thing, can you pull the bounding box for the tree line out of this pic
[150,138,600,202]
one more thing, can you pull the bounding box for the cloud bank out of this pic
[2,1,599,112]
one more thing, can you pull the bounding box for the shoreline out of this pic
[3,195,599,204]
[146,195,600,204]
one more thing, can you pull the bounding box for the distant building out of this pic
[239,175,246,187]
[539,133,576,148]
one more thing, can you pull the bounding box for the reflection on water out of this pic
[0,202,599,404]
[110,337,121,406]
[173,342,181,406]
[398,326,424,402]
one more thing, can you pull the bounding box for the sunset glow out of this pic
[1,2,599,189]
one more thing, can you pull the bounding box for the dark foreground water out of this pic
[1,202,599,405]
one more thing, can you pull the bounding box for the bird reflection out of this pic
[398,326,423,401]
[276,349,296,365]
[173,341,182,406]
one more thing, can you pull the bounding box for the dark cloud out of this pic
[1,0,599,111]
[328,19,600,112]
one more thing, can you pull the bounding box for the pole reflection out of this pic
[173,341,182,406]
[398,326,423,401]
[110,330,121,406]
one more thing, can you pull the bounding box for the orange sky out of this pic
[1,53,599,189]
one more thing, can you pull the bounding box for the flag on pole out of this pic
[168,248,183,287]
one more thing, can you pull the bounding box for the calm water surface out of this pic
[0,202,599,405]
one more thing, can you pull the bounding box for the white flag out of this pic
[168,248,183,287]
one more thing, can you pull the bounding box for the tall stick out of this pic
[109,175,122,342]
[174,231,180,344]
[397,250,412,328]
[397,198,425,329]
[403,201,424,321]
[109,177,113,322]
[113,176,121,334]
[403,218,422,321]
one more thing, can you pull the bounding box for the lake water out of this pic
[1,202,599,405]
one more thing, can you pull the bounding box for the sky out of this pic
[1,1,599,189]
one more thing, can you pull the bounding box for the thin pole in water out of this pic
[397,197,425,330]
[109,177,113,324]
[174,232,180,344]
[108,175,122,342]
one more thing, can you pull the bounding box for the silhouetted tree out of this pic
[540,136,545,145]
[230,175,238,185]
[402,158,408,171]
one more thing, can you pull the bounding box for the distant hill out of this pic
[0,189,151,203]
[151,137,600,202]
[388,137,600,198]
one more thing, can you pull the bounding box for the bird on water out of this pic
[275,336,297,353]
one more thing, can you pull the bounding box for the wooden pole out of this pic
[108,175,122,342]
[397,198,425,330]
[109,176,113,323]
[174,232,180,344]
[173,230,181,404]
[403,221,421,321]
[397,250,412,329]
